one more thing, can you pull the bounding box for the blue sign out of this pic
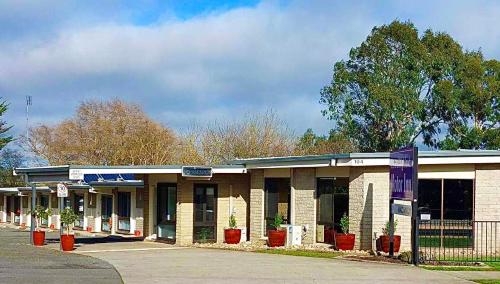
[182,166,212,178]
[390,147,417,200]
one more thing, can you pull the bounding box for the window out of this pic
[157,184,177,240]
[418,179,473,221]
[193,184,217,242]
[118,192,131,218]
[317,178,349,233]
[264,178,290,234]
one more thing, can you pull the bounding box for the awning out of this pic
[84,174,144,188]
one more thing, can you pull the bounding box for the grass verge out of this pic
[254,249,343,259]
[472,280,500,284]
[422,262,500,271]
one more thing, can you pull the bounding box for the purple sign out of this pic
[390,147,417,200]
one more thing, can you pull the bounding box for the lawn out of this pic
[254,249,343,259]
[419,236,472,248]
[472,280,500,284]
[422,262,500,271]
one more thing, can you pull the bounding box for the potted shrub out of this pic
[29,205,52,246]
[60,207,78,251]
[224,213,241,244]
[335,213,355,250]
[267,214,286,247]
[377,220,401,253]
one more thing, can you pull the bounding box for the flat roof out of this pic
[230,150,500,165]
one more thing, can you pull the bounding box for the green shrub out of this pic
[60,207,78,235]
[339,213,349,234]
[228,213,237,229]
[382,220,398,235]
[28,205,52,230]
[271,214,284,230]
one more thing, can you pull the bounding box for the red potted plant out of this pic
[335,213,355,250]
[224,213,241,244]
[267,214,286,247]
[29,205,52,246]
[60,207,78,251]
[377,220,401,253]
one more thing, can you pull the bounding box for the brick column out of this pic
[349,167,365,250]
[249,169,265,242]
[292,168,316,244]
[176,175,194,245]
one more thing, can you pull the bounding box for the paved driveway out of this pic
[0,227,122,284]
[79,247,473,284]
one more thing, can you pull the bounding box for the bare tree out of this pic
[28,99,179,165]
[184,111,296,165]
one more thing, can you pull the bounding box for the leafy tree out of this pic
[295,128,357,155]
[0,148,25,187]
[439,53,499,149]
[320,20,469,152]
[0,98,13,150]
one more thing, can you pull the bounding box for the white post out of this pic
[111,191,117,235]
[47,194,52,228]
[1,195,6,222]
[130,190,136,234]
[95,193,102,232]
[19,196,23,225]
[83,192,88,230]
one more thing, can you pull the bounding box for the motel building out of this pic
[1,150,499,254]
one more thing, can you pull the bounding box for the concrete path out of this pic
[441,270,500,280]
[0,227,122,284]
[79,247,474,283]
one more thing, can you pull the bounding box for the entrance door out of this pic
[316,178,349,243]
[6,196,12,222]
[264,178,290,234]
[101,195,113,232]
[157,183,177,241]
[193,184,217,243]
[73,194,84,228]
[117,192,131,232]
[13,196,20,224]
[40,195,49,226]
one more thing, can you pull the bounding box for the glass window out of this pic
[418,179,473,221]
[157,184,177,240]
[264,178,290,234]
[443,179,473,220]
[118,192,131,218]
[193,184,218,242]
[418,179,442,220]
[317,178,349,232]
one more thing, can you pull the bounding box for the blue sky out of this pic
[1,0,499,141]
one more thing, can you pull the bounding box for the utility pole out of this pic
[26,96,32,140]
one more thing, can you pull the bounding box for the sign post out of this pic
[389,147,419,265]
[57,183,68,251]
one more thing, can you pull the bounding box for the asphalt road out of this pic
[80,247,473,284]
[0,227,122,284]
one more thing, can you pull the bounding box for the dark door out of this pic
[193,184,217,243]
[73,193,84,228]
[40,195,49,226]
[264,178,290,234]
[101,195,113,232]
[157,183,177,241]
[117,192,131,232]
[6,196,12,222]
[13,196,20,224]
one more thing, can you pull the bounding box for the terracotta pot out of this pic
[335,233,355,250]
[134,230,142,237]
[224,228,241,244]
[378,235,401,253]
[267,230,286,247]
[33,231,45,246]
[61,234,75,251]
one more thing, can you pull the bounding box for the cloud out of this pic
[0,0,498,140]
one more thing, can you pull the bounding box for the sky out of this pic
[1,0,499,140]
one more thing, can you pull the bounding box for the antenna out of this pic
[26,95,32,141]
